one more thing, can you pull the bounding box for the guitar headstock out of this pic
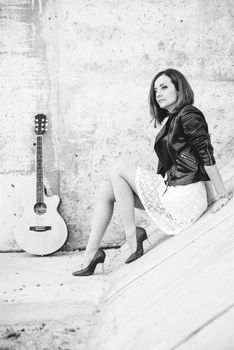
[34,114,48,135]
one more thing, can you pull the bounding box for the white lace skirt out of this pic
[135,167,208,235]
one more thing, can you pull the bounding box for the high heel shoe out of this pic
[72,249,106,276]
[136,226,152,248]
[125,227,149,264]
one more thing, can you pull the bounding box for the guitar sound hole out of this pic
[34,202,47,215]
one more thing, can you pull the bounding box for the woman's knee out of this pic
[110,160,131,178]
[96,180,115,202]
[110,162,121,178]
[111,160,138,193]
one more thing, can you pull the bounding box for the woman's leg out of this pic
[83,168,144,266]
[110,161,140,254]
[83,180,115,265]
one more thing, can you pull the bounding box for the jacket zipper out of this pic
[181,153,196,163]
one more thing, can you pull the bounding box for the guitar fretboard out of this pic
[36,136,44,203]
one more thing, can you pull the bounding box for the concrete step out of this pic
[90,164,234,350]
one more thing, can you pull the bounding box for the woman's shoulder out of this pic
[178,104,208,129]
[179,104,204,117]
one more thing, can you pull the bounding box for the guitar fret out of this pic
[36,135,44,202]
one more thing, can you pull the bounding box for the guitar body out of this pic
[15,189,68,256]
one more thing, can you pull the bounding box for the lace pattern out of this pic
[135,167,208,235]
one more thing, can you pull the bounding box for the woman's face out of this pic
[154,74,178,112]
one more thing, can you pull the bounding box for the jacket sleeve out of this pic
[180,111,216,166]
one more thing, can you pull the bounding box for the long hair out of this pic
[149,68,194,127]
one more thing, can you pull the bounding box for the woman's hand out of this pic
[210,197,230,214]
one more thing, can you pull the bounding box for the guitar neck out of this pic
[36,135,44,203]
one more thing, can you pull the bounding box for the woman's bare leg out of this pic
[83,169,144,266]
[83,181,115,265]
[110,161,140,254]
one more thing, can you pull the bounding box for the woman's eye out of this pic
[162,86,167,89]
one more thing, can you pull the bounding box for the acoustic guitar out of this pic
[15,114,68,255]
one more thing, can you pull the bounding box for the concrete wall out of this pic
[0,0,233,251]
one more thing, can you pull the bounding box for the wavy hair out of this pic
[149,68,194,127]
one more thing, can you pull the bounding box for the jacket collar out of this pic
[154,113,174,144]
[154,121,167,144]
[154,107,182,145]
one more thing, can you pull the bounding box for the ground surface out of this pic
[0,249,121,350]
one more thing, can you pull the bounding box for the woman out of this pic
[72,68,230,276]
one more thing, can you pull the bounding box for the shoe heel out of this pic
[141,231,152,247]
[146,238,153,248]
[141,231,152,248]
[101,263,105,274]
[72,249,106,276]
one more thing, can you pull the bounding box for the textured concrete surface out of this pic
[0,0,234,250]
[0,248,120,350]
[0,0,59,250]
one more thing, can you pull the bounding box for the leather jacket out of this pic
[154,104,216,186]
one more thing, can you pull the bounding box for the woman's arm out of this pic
[204,164,231,213]
[180,109,231,213]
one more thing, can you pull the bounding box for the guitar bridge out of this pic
[29,226,52,232]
